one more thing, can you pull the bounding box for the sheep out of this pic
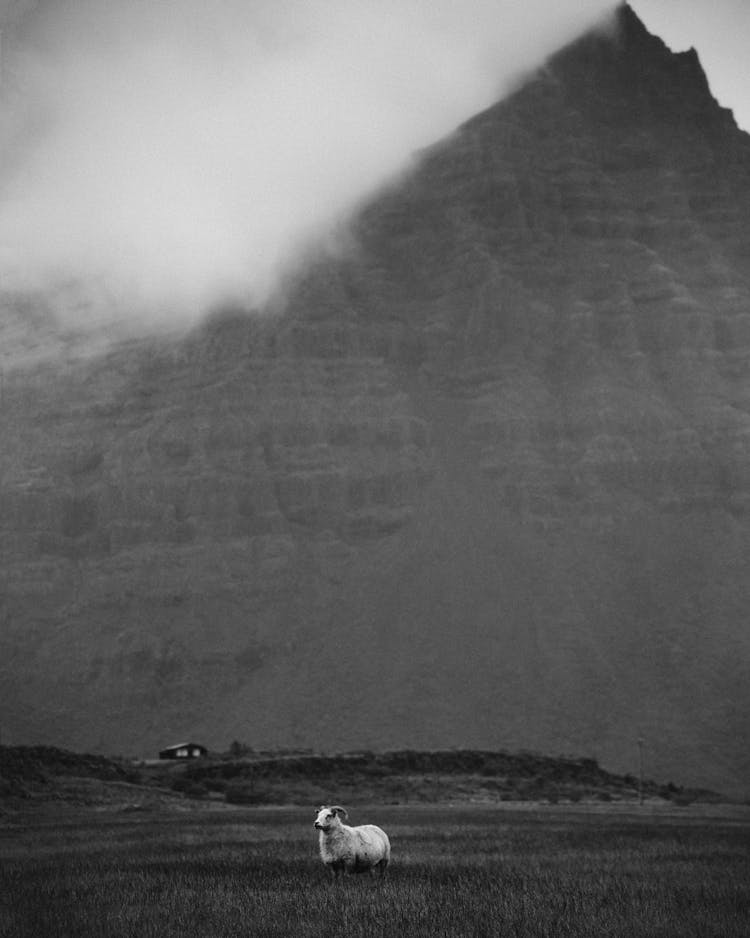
[313,805,390,879]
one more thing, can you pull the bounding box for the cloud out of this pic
[0,0,616,331]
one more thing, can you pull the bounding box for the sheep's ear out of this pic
[331,805,348,819]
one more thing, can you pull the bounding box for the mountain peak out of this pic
[545,2,733,131]
[451,1,736,149]
[614,2,656,40]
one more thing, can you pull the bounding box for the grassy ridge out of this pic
[165,748,714,806]
[0,745,722,808]
[1,805,748,937]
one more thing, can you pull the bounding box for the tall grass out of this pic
[1,805,748,937]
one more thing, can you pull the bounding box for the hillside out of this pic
[1,5,749,797]
[0,745,718,809]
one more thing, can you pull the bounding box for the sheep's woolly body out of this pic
[318,824,389,871]
[314,806,390,878]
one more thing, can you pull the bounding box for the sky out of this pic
[0,0,747,332]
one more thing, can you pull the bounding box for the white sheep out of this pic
[313,805,390,879]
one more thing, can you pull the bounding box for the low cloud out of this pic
[0,0,615,331]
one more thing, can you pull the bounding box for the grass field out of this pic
[1,803,748,937]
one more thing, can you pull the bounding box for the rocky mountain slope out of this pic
[2,5,749,797]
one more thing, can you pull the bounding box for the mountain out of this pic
[2,4,750,797]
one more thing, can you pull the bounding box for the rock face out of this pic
[2,5,750,796]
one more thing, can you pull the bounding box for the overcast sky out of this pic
[0,1,747,329]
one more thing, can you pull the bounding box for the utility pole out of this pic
[638,737,645,805]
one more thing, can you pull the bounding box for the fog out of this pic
[0,0,615,330]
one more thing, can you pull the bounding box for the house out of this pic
[158,742,207,760]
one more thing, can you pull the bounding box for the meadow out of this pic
[1,803,748,937]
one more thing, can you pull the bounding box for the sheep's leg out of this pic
[328,860,346,882]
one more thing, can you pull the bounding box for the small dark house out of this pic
[158,742,207,760]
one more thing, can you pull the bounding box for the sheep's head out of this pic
[314,805,348,830]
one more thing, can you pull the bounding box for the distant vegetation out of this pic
[0,745,138,795]
[0,745,724,809]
